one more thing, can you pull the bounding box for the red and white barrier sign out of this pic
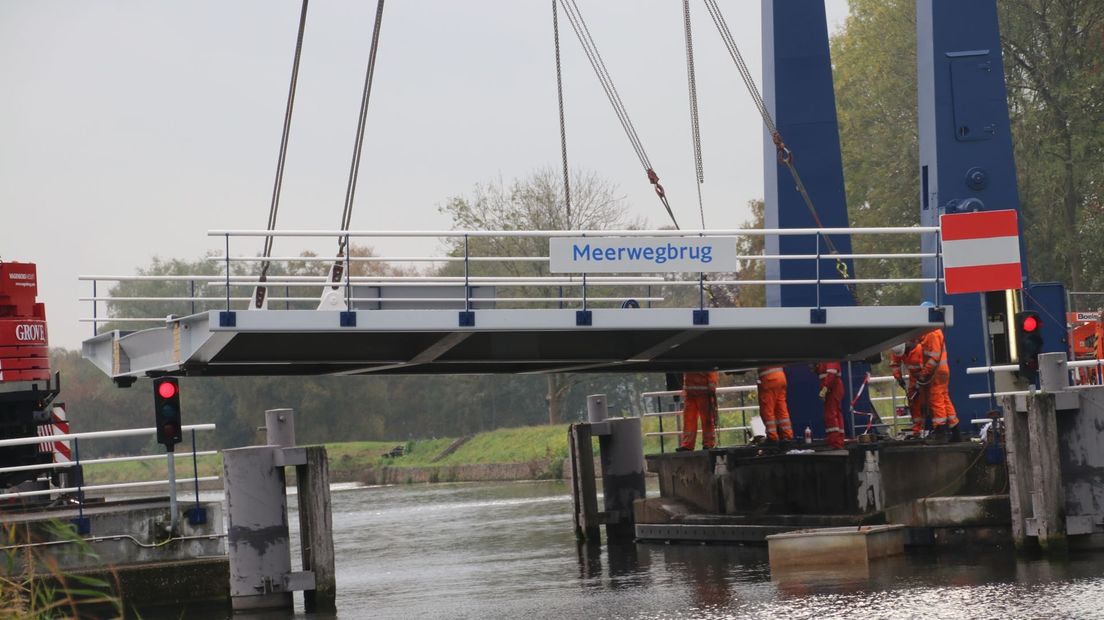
[940,210,1023,294]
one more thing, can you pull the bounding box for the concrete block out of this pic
[887,495,1011,528]
[767,525,905,571]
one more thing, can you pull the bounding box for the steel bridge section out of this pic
[82,306,953,380]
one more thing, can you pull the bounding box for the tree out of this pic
[1000,0,1104,291]
[830,1,1104,298]
[440,168,643,424]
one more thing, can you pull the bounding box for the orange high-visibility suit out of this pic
[757,367,793,441]
[680,371,718,451]
[891,343,927,435]
[918,329,959,429]
[816,361,845,449]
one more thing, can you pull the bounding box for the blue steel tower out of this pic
[917,0,1029,422]
[762,0,861,436]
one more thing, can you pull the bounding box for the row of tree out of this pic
[56,1,1103,456]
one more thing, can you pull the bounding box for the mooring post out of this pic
[598,414,646,543]
[1026,391,1067,553]
[297,445,336,613]
[568,422,600,542]
[1002,395,1034,550]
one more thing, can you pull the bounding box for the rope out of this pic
[552,0,572,225]
[701,0,855,293]
[556,0,679,229]
[337,0,386,260]
[255,0,310,308]
[682,0,706,229]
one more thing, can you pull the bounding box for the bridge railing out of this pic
[79,226,941,332]
[641,372,917,453]
[0,424,220,528]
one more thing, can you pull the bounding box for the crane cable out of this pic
[556,0,680,230]
[681,0,720,308]
[682,0,706,230]
[552,0,572,225]
[327,0,386,290]
[254,0,310,309]
[701,0,855,292]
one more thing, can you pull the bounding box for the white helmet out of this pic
[891,343,906,356]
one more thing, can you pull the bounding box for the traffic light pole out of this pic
[166,448,178,534]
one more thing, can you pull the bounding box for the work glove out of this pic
[896,377,907,390]
[818,386,828,401]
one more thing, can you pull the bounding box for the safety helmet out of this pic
[891,343,906,356]
[920,301,936,308]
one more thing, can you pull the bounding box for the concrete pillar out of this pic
[599,417,646,543]
[1026,392,1067,553]
[297,446,336,613]
[265,408,296,448]
[223,446,293,612]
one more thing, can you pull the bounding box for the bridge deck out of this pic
[82,306,950,379]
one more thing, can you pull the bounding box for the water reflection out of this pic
[134,481,1104,619]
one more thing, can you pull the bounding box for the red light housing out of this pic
[158,381,178,399]
[1023,315,1040,333]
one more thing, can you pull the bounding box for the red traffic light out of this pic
[1022,315,1040,333]
[157,381,178,399]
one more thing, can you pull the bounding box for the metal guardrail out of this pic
[965,359,1104,400]
[0,424,219,532]
[642,373,918,452]
[79,226,942,331]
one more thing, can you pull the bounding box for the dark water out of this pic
[212,480,1104,620]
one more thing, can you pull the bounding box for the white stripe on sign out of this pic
[941,235,1021,269]
[549,237,738,273]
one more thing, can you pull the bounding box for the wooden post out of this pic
[1026,393,1067,553]
[568,424,600,542]
[296,446,337,612]
[1002,396,1034,550]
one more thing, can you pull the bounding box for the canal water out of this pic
[235,480,1104,619]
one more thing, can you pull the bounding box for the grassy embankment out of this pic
[82,424,580,486]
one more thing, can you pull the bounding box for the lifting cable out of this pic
[556,0,680,230]
[327,0,386,290]
[682,0,706,230]
[701,0,855,293]
[254,0,310,309]
[552,0,572,225]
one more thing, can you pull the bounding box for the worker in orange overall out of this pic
[678,371,718,452]
[815,361,845,449]
[917,324,960,440]
[757,367,793,442]
[890,341,926,438]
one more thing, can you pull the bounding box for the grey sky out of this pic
[1,1,848,350]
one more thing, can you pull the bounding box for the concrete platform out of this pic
[767,525,906,570]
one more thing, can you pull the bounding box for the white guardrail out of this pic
[79,226,941,330]
[0,424,219,501]
[965,359,1104,400]
[641,372,917,452]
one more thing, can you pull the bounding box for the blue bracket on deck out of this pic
[219,311,236,327]
[810,308,827,325]
[928,307,946,323]
[185,506,208,526]
[576,310,593,326]
[458,311,475,327]
[71,516,90,536]
[339,311,357,327]
[693,310,709,326]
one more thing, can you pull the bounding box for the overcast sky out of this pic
[1,1,848,350]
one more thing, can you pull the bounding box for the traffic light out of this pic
[1015,311,1043,384]
[153,377,183,450]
